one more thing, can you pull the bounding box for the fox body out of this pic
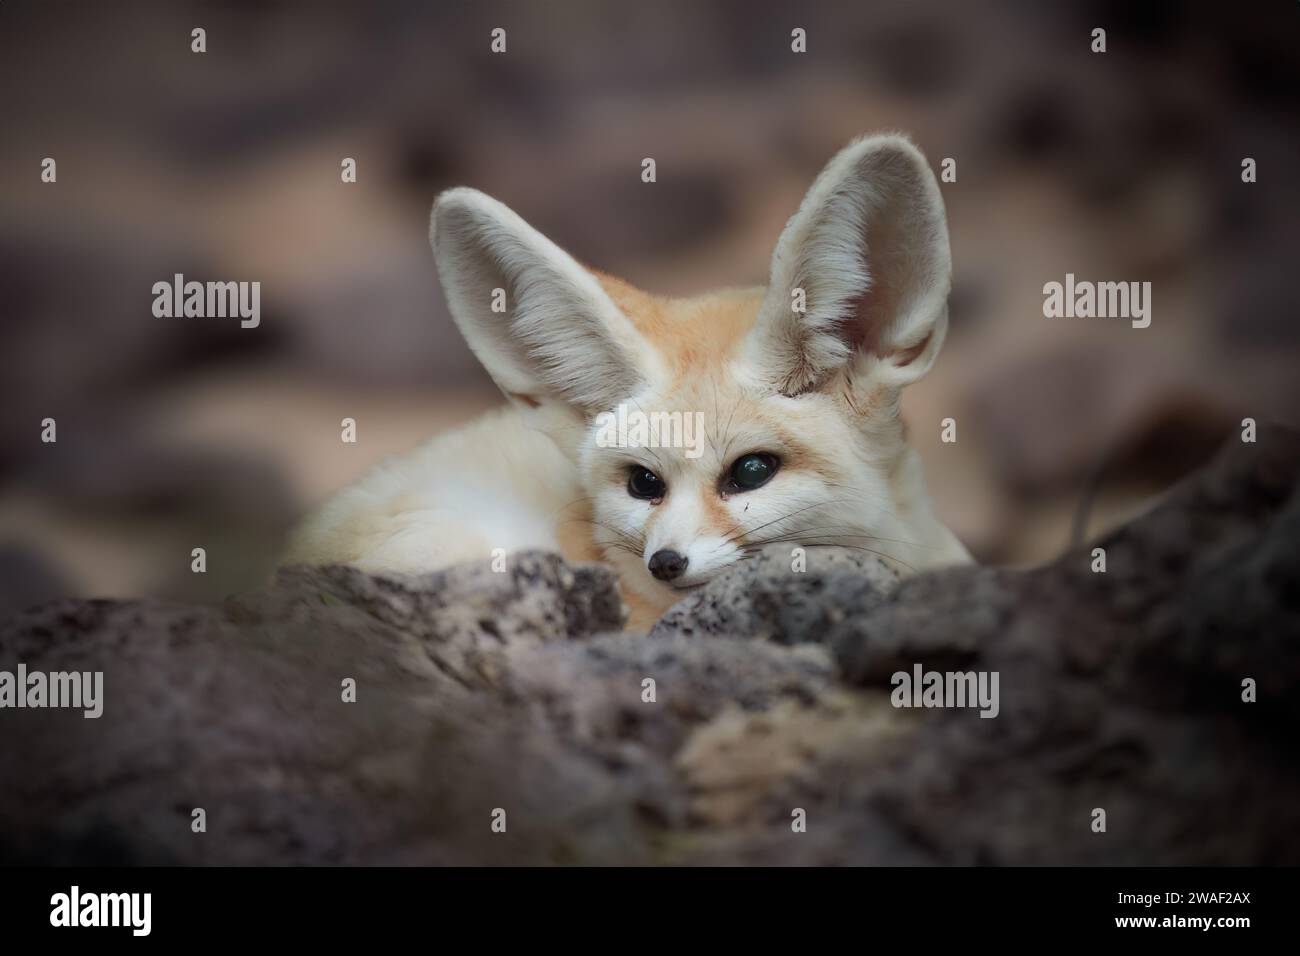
[285,133,971,630]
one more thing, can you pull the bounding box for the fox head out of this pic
[430,133,964,611]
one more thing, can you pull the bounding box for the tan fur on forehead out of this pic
[761,414,846,480]
[593,271,763,382]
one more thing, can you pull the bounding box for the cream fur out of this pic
[285,133,972,631]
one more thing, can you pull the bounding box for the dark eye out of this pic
[727,453,779,492]
[627,466,666,500]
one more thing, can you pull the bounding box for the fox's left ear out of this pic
[431,188,659,418]
[742,133,951,397]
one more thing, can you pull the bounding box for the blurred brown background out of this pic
[1,0,1297,611]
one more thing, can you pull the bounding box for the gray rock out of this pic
[1,431,1298,865]
[650,545,900,644]
[825,428,1300,864]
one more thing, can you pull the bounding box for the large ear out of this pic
[430,188,658,415]
[741,133,952,397]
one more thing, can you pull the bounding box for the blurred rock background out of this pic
[0,0,1296,611]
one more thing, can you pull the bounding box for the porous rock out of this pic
[2,432,1298,865]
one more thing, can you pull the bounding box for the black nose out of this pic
[648,549,689,582]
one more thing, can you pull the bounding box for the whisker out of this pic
[720,394,743,461]
[744,525,932,550]
[720,497,862,545]
[551,494,599,518]
[806,481,909,524]
[562,515,646,550]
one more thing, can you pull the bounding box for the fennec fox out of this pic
[286,133,971,630]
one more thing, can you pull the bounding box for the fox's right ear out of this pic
[430,188,658,416]
[742,133,952,398]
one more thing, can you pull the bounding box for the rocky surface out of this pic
[1,429,1298,865]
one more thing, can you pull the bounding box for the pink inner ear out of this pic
[841,280,931,367]
[890,330,933,367]
[842,281,898,359]
[841,212,914,360]
[843,289,932,365]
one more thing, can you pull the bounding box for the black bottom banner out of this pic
[0,865,1289,944]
